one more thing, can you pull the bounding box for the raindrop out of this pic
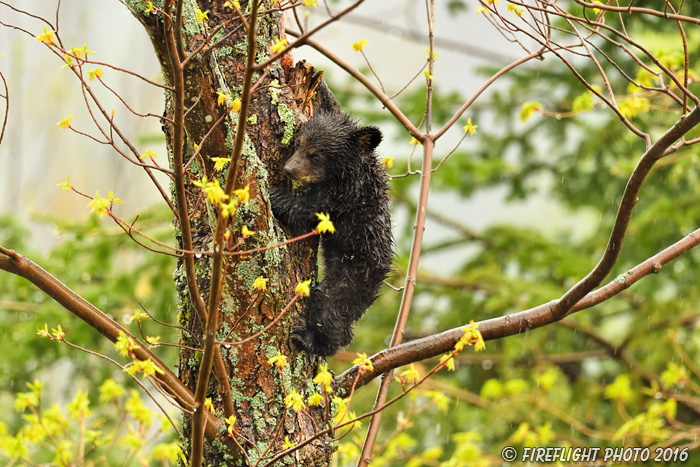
[195,253,202,259]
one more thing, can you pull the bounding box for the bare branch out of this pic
[0,247,229,443]
[552,106,700,317]
[358,2,435,463]
[288,32,423,140]
[254,0,366,71]
[434,49,543,140]
[574,0,700,25]
[0,71,8,147]
[337,226,700,394]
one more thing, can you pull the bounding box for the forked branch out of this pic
[337,227,700,394]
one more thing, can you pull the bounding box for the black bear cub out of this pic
[270,89,393,357]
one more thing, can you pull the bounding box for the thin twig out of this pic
[358,2,435,464]
[219,294,299,347]
[190,0,261,461]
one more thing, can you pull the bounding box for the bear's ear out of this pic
[351,126,382,154]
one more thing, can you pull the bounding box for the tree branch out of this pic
[254,0,366,71]
[358,3,435,464]
[0,246,229,443]
[337,227,700,394]
[573,0,700,25]
[434,49,543,140]
[552,106,700,317]
[160,1,237,460]
[287,32,423,140]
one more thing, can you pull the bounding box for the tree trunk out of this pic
[126,1,332,465]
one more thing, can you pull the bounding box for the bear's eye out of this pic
[309,153,320,161]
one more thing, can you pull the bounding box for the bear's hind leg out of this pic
[292,282,357,357]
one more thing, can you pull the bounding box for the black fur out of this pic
[270,100,393,357]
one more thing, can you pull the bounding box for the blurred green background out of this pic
[2,1,700,465]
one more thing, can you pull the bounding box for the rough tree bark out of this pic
[126,1,332,465]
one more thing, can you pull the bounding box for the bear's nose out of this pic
[283,164,295,179]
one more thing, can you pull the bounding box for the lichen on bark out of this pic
[125,1,334,465]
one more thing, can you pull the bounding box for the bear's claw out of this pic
[292,323,337,358]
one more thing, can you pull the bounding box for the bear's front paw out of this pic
[292,322,337,357]
[269,187,284,215]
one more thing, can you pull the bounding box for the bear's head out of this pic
[282,110,382,185]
